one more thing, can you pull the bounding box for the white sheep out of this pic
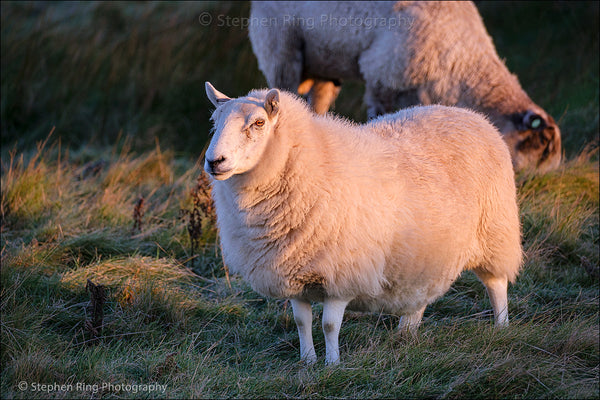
[249,1,562,173]
[204,81,522,364]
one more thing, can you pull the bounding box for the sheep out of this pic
[249,1,562,173]
[204,81,522,364]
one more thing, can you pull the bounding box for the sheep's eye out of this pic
[254,119,265,127]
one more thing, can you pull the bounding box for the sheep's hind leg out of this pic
[398,306,426,335]
[291,298,317,364]
[474,270,509,327]
[301,79,341,115]
[322,298,350,365]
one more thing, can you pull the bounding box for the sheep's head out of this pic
[204,82,280,181]
[499,109,562,173]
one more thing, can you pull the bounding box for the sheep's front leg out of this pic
[398,305,426,335]
[290,298,317,364]
[322,298,350,365]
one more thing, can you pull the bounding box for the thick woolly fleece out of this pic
[206,86,522,320]
[249,1,562,172]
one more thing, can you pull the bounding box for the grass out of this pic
[1,1,599,399]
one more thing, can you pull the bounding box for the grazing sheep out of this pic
[204,82,522,364]
[249,1,562,172]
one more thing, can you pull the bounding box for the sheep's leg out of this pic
[251,17,303,92]
[307,79,342,115]
[474,270,509,327]
[272,61,303,92]
[267,42,303,92]
[398,305,426,335]
[364,85,388,119]
[290,298,317,364]
[322,298,350,365]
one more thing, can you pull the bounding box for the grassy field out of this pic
[1,1,598,399]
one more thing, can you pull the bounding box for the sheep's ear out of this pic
[264,89,280,118]
[205,82,231,107]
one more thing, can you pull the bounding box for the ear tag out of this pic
[531,118,541,129]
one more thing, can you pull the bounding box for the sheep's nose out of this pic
[206,156,226,172]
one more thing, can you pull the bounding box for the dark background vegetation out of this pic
[1,1,598,158]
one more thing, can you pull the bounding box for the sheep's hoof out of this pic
[494,319,509,328]
[398,322,420,336]
[325,358,340,366]
[301,354,317,365]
